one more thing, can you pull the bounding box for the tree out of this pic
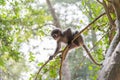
[98,0,120,80]
[1,0,120,80]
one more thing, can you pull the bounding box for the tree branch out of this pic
[103,0,114,26]
[72,12,106,43]
[98,0,120,79]
[106,0,120,57]
[111,0,120,20]
[34,50,62,80]
[97,0,103,4]
[46,0,61,28]
[59,45,70,80]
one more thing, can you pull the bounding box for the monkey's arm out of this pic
[49,41,61,60]
[82,44,102,66]
[54,41,61,55]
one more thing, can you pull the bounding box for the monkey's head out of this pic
[51,29,62,40]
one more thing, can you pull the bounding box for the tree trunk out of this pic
[62,59,71,80]
[98,0,120,80]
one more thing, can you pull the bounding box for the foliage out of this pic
[0,0,51,80]
[0,0,115,80]
[53,0,80,3]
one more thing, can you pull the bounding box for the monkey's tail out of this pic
[82,45,102,66]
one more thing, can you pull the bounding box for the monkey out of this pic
[49,28,77,59]
[49,28,101,66]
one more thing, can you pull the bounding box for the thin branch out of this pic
[34,60,49,80]
[103,0,114,26]
[112,0,120,20]
[34,50,63,80]
[46,0,61,28]
[72,12,106,43]
[97,0,103,4]
[97,0,115,42]
[90,27,113,52]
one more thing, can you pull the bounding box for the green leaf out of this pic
[29,52,35,62]
[88,66,93,70]
[0,58,4,67]
[0,0,5,5]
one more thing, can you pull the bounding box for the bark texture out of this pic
[98,0,120,80]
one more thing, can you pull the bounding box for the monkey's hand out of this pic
[59,54,62,59]
[49,56,54,60]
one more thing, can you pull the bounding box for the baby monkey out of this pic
[50,28,101,66]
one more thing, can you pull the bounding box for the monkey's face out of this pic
[51,29,62,40]
[52,34,60,40]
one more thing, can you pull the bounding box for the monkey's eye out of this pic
[53,34,57,38]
